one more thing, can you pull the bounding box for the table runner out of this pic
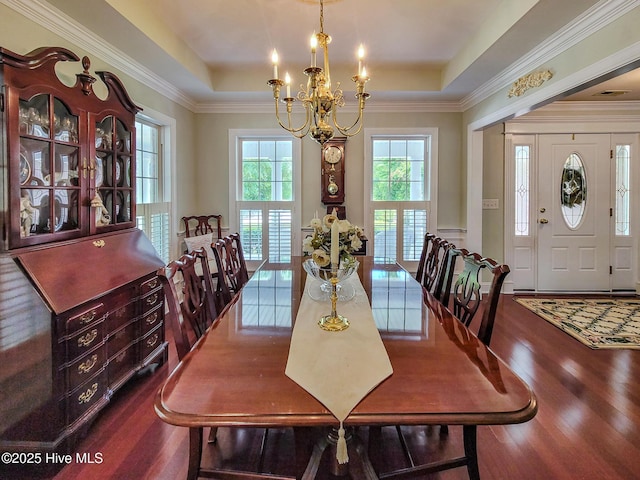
[285,274,393,464]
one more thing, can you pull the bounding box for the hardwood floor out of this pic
[9,294,640,479]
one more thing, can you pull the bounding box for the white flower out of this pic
[310,218,323,230]
[323,213,338,229]
[312,249,331,267]
[349,234,363,250]
[304,215,363,262]
[302,236,314,254]
[337,219,351,233]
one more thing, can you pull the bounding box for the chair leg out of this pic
[463,425,480,480]
[187,427,203,480]
[257,428,269,473]
[395,425,415,467]
[207,426,218,443]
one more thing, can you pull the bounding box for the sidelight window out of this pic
[615,144,631,236]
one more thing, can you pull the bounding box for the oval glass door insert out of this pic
[560,153,587,229]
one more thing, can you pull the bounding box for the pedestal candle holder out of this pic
[318,267,349,332]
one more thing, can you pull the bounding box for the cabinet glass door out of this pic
[19,95,81,239]
[95,116,134,227]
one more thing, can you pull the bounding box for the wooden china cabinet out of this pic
[0,47,166,470]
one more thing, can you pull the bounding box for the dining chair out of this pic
[157,248,218,360]
[212,234,249,310]
[414,233,436,286]
[158,248,275,479]
[379,248,510,480]
[434,245,464,308]
[212,238,235,311]
[449,249,510,347]
[424,238,455,303]
[438,248,511,450]
[230,232,250,287]
[182,214,223,241]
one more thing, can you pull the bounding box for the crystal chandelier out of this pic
[268,0,370,145]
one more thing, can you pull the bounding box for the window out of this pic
[514,145,531,236]
[135,118,170,263]
[229,131,301,269]
[560,153,587,230]
[615,144,631,236]
[365,129,436,270]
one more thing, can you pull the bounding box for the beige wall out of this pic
[0,3,198,245]
[194,111,464,232]
[464,5,640,264]
[5,2,640,266]
[482,124,505,263]
[2,4,465,257]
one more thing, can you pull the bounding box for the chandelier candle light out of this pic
[268,0,370,145]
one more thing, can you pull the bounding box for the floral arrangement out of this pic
[303,211,363,268]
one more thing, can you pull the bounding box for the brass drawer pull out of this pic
[145,312,158,326]
[146,278,159,289]
[146,333,159,348]
[77,329,98,348]
[145,293,158,306]
[78,354,99,375]
[79,310,97,325]
[78,383,98,404]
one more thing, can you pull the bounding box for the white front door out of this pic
[537,134,611,291]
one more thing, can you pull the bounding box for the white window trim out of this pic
[228,129,302,267]
[135,105,177,260]
[363,127,438,268]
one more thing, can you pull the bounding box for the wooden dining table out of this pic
[154,256,537,480]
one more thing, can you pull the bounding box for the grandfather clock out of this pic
[320,137,346,205]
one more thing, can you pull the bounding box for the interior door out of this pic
[537,134,611,291]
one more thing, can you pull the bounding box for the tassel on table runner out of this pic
[285,275,393,466]
[337,421,349,464]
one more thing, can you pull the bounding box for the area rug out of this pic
[515,297,640,349]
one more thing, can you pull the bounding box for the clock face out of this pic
[324,145,342,164]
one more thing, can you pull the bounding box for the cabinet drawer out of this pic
[140,324,163,361]
[106,320,137,357]
[108,343,136,386]
[66,347,106,392]
[140,304,163,335]
[141,276,161,295]
[141,289,163,314]
[106,284,139,310]
[67,369,106,424]
[106,301,137,333]
[66,321,105,360]
[65,303,107,333]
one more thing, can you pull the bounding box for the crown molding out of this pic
[2,0,464,114]
[538,100,640,112]
[461,0,639,111]
[4,0,637,116]
[508,114,640,124]
[1,0,197,111]
[195,99,464,114]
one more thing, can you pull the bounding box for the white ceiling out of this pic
[40,0,638,107]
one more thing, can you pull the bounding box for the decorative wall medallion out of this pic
[508,70,553,97]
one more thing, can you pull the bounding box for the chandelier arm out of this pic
[286,103,314,137]
[332,100,367,136]
[273,97,313,135]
